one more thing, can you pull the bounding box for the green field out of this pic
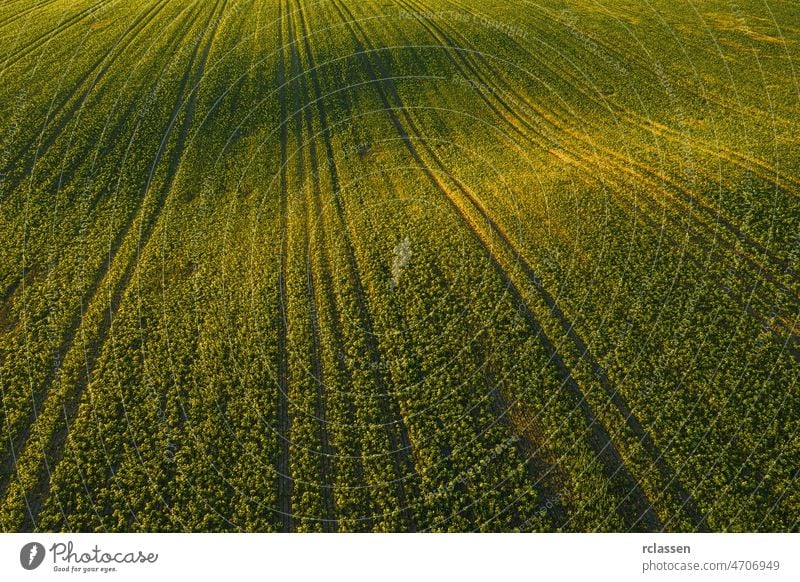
[0,0,798,532]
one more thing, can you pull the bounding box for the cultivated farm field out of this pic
[0,0,798,532]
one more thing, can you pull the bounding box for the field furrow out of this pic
[1,0,797,533]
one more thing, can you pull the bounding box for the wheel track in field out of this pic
[559,141,800,363]
[0,2,205,502]
[397,0,798,358]
[275,0,293,535]
[334,3,558,532]
[0,6,204,490]
[0,0,103,68]
[483,365,570,529]
[0,0,60,32]
[554,141,800,364]
[451,0,800,288]
[0,0,177,182]
[0,2,202,307]
[282,0,524,528]
[489,105,800,359]
[285,0,337,532]
[23,0,229,530]
[1,0,201,260]
[437,0,799,514]
[0,0,117,204]
[331,0,661,532]
[298,0,418,531]
[0,0,115,75]
[402,0,798,313]
[404,0,798,520]
[333,1,581,529]
[431,79,800,361]
[423,0,796,281]
[500,120,800,359]
[290,0,367,529]
[350,4,796,366]
[0,4,203,498]
[0,0,228,530]
[389,0,708,530]
[506,0,800,193]
[335,220,440,526]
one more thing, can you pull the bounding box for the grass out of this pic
[0,0,798,532]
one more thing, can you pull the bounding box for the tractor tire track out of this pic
[0,0,60,32]
[0,1,206,488]
[330,0,661,532]
[0,2,206,500]
[0,2,202,321]
[0,6,203,490]
[452,0,800,194]
[462,0,798,283]
[1,0,228,530]
[404,0,796,307]
[297,0,418,531]
[409,0,797,519]
[1,0,177,181]
[285,0,337,532]
[478,0,800,185]
[398,0,798,354]
[388,0,705,530]
[0,0,115,75]
[25,0,227,529]
[275,0,293,534]
[412,0,794,281]
[393,1,800,369]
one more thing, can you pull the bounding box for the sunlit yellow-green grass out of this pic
[0,0,798,532]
